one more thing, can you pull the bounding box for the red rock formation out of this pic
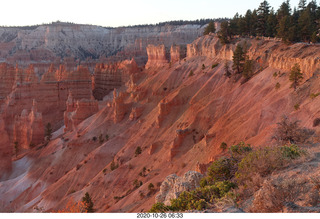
[113,89,131,123]
[64,92,99,132]
[145,45,168,69]
[0,116,11,177]
[93,59,139,100]
[129,105,144,121]
[169,128,191,160]
[170,45,186,63]
[1,63,92,148]
[13,99,44,149]
[0,63,17,105]
[4,36,320,213]
[93,63,122,100]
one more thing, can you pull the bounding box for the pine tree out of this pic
[82,192,94,213]
[289,63,303,90]
[232,44,246,74]
[244,10,253,36]
[224,61,231,78]
[256,0,270,36]
[298,8,313,41]
[277,0,291,20]
[218,21,230,44]
[298,0,307,11]
[243,59,254,79]
[266,8,278,37]
[203,21,216,35]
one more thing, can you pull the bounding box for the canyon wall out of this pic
[0,23,205,66]
[187,36,320,78]
[93,59,139,100]
[64,92,99,132]
[2,34,320,213]
[0,63,93,155]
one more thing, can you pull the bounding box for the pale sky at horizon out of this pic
[2,0,303,27]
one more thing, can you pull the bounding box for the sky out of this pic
[2,0,303,27]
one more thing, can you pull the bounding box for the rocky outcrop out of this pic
[169,128,192,160]
[187,35,320,78]
[187,36,234,60]
[170,45,186,63]
[129,105,144,121]
[145,45,168,69]
[156,100,170,128]
[0,63,16,104]
[1,63,92,146]
[64,93,99,132]
[0,116,11,177]
[113,89,131,123]
[93,59,139,100]
[13,99,44,149]
[155,171,203,205]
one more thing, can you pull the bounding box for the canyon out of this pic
[1,23,320,213]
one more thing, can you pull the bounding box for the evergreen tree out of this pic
[244,10,253,36]
[229,13,240,36]
[243,59,254,79]
[277,0,291,20]
[298,8,313,41]
[82,192,94,213]
[266,8,278,37]
[224,61,231,78]
[256,0,271,36]
[289,63,303,90]
[203,21,216,35]
[251,10,259,36]
[298,0,307,11]
[218,21,231,44]
[232,44,246,74]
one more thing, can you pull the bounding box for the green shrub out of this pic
[275,82,281,90]
[294,103,300,110]
[212,63,219,69]
[148,183,155,192]
[202,64,206,70]
[133,179,143,188]
[273,72,278,77]
[110,160,119,171]
[229,142,252,156]
[220,142,227,151]
[207,157,234,183]
[310,93,320,100]
[135,146,142,157]
[235,147,283,183]
[280,144,305,159]
[170,181,236,211]
[92,136,97,142]
[188,70,194,77]
[105,134,109,141]
[149,202,173,213]
[200,178,208,188]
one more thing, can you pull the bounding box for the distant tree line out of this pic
[218,0,320,44]
[120,18,228,29]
